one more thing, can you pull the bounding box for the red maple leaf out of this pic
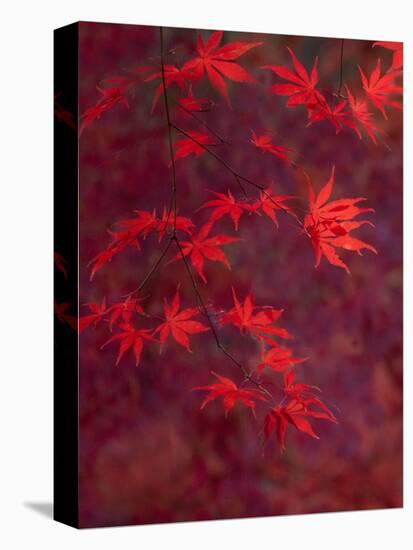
[250,130,292,163]
[108,227,142,254]
[193,371,267,416]
[262,48,323,112]
[198,189,253,230]
[80,84,129,135]
[88,248,117,281]
[177,87,213,113]
[173,130,216,161]
[116,208,194,241]
[170,224,240,283]
[101,322,155,367]
[257,343,306,373]
[345,86,381,144]
[252,187,294,227]
[182,30,262,105]
[143,64,196,113]
[358,59,402,119]
[373,41,403,71]
[157,208,195,240]
[89,208,195,280]
[307,96,361,139]
[115,209,159,238]
[154,287,209,352]
[79,297,109,333]
[88,230,142,281]
[283,369,319,399]
[283,370,337,422]
[222,288,291,341]
[108,296,146,330]
[264,398,337,450]
[303,166,377,274]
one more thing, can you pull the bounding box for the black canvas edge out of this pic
[53,22,79,529]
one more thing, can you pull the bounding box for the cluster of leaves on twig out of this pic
[70,29,402,452]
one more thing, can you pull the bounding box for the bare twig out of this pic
[337,39,345,99]
[123,236,173,297]
[160,27,178,233]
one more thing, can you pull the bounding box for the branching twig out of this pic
[169,122,305,228]
[123,236,173,297]
[175,100,228,145]
[160,27,177,233]
[172,235,273,398]
[158,27,274,400]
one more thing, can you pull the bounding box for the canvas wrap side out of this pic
[53,22,79,529]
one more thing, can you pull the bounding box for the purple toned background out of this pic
[77,22,402,527]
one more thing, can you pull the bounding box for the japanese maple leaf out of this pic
[222,288,291,341]
[108,228,142,255]
[79,298,109,333]
[108,296,146,330]
[193,371,267,416]
[88,229,142,281]
[264,398,337,450]
[89,209,193,280]
[115,208,193,241]
[252,187,294,227]
[88,248,117,281]
[143,64,196,113]
[262,48,323,112]
[80,84,129,135]
[115,209,159,238]
[101,322,155,367]
[91,213,161,281]
[283,369,319,399]
[283,370,337,422]
[307,96,361,139]
[170,224,240,283]
[304,166,377,274]
[177,87,213,113]
[198,189,252,230]
[173,130,216,161]
[157,208,195,240]
[345,86,381,144]
[257,343,306,373]
[154,287,209,352]
[358,59,402,119]
[182,30,262,105]
[250,130,291,163]
[373,41,403,71]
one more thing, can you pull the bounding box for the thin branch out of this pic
[160,27,177,233]
[337,39,345,98]
[175,100,228,145]
[123,236,173,297]
[172,235,273,399]
[157,27,274,400]
[174,101,247,197]
[170,122,305,228]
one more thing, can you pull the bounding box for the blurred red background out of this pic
[77,22,402,528]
